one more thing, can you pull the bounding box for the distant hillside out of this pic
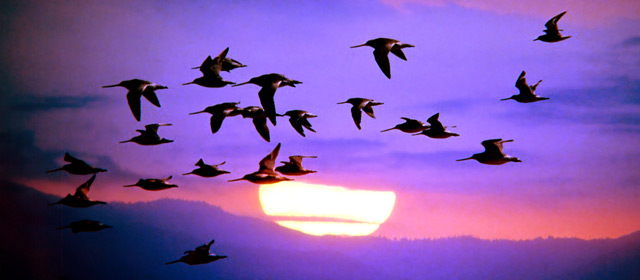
[1,181,638,280]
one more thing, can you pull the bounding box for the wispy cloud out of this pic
[10,95,108,112]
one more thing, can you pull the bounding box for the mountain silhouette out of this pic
[1,181,638,280]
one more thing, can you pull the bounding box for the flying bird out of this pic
[192,56,247,72]
[124,176,178,191]
[166,239,227,265]
[183,47,236,88]
[338,98,384,130]
[183,159,230,178]
[120,123,173,145]
[350,38,414,79]
[102,79,167,121]
[190,102,242,134]
[381,117,429,133]
[49,174,107,208]
[457,139,522,165]
[278,110,317,137]
[413,113,459,139]
[232,73,302,125]
[47,153,107,175]
[239,106,272,142]
[228,143,293,184]
[56,220,112,233]
[534,11,572,42]
[275,155,317,176]
[501,71,549,103]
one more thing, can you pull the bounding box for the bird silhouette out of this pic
[338,98,384,130]
[239,106,271,142]
[190,102,242,134]
[232,73,302,125]
[183,159,230,178]
[278,110,317,137]
[124,176,178,191]
[413,113,459,139]
[381,117,430,133]
[228,143,293,184]
[192,56,247,72]
[120,123,173,145]
[47,153,107,175]
[183,47,236,88]
[102,79,167,121]
[534,11,571,42]
[56,220,112,233]
[49,174,106,207]
[501,71,549,103]
[166,239,227,265]
[457,139,522,165]
[351,38,414,79]
[275,155,317,176]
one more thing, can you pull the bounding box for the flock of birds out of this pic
[45,11,571,265]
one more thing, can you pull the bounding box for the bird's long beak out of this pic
[350,44,367,48]
[337,101,349,104]
[182,82,194,85]
[500,97,512,101]
[231,81,251,87]
[190,66,199,69]
[102,84,120,88]
[227,178,244,182]
[158,123,172,126]
[456,157,473,161]
[189,111,206,115]
[123,184,137,187]
[119,140,131,144]
[380,127,395,132]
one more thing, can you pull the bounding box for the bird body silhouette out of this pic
[381,117,429,133]
[190,102,242,134]
[49,174,106,207]
[184,47,235,88]
[56,220,112,233]
[228,143,293,184]
[502,71,549,103]
[351,37,414,79]
[120,123,173,145]
[457,139,522,165]
[338,98,384,130]
[192,56,246,72]
[124,176,178,191]
[413,113,459,139]
[183,159,230,177]
[232,73,302,125]
[47,153,107,175]
[166,239,227,265]
[534,11,571,42]
[275,155,317,176]
[239,106,271,142]
[279,110,317,137]
[102,79,167,121]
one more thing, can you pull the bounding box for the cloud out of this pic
[10,95,108,112]
[621,36,640,47]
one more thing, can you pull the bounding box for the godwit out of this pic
[457,138,522,165]
[102,79,167,121]
[279,110,317,137]
[124,176,178,191]
[56,220,112,233]
[413,113,459,139]
[232,73,302,125]
[183,47,236,88]
[183,159,230,178]
[120,123,173,145]
[190,102,242,134]
[534,11,571,42]
[350,38,414,79]
[47,153,107,175]
[192,56,247,72]
[48,174,106,208]
[338,98,384,130]
[166,239,227,265]
[228,143,293,184]
[381,117,429,133]
[239,106,271,142]
[275,155,317,176]
[501,71,549,103]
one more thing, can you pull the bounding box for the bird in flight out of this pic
[183,159,230,178]
[279,110,317,137]
[413,113,459,139]
[351,37,414,79]
[232,73,302,125]
[120,123,173,145]
[47,153,107,175]
[49,174,107,207]
[534,11,572,43]
[56,220,112,233]
[457,139,522,165]
[381,117,430,134]
[124,176,178,191]
[102,79,167,121]
[190,102,242,134]
[166,239,227,265]
[501,71,549,103]
[338,98,384,130]
[184,47,236,88]
[228,143,293,184]
[275,155,317,176]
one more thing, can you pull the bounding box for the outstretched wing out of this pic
[258,85,278,125]
[74,174,96,200]
[259,143,281,171]
[544,11,566,35]
[350,106,363,130]
[426,113,444,131]
[64,153,82,164]
[289,117,306,137]
[390,44,407,61]
[373,48,391,79]
[141,86,161,107]
[126,90,142,121]
[481,139,506,157]
[253,115,271,142]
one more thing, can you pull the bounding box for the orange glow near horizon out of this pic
[259,182,396,236]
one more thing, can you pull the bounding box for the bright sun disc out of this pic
[259,181,396,236]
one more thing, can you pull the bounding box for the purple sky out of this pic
[2,0,640,239]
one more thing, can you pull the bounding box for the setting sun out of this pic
[259,182,396,236]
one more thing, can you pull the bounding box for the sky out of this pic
[2,0,640,240]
